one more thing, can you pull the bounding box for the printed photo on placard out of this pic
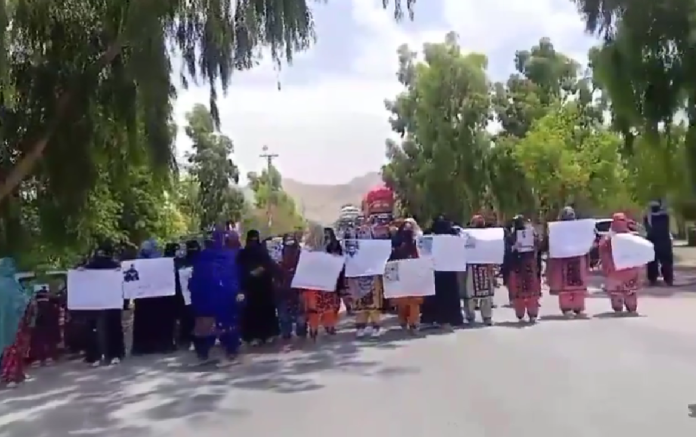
[344,238,360,257]
[384,262,400,282]
[417,236,433,256]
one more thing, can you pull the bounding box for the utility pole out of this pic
[260,145,278,231]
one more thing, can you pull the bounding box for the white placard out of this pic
[383,258,436,298]
[178,267,193,305]
[514,225,535,253]
[463,227,505,264]
[291,250,345,292]
[548,219,597,259]
[67,269,124,310]
[121,258,176,299]
[611,233,655,270]
[431,235,468,271]
[344,239,392,277]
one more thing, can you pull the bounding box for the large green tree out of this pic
[245,165,304,236]
[185,104,245,230]
[383,32,492,223]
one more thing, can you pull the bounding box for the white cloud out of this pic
[173,0,598,185]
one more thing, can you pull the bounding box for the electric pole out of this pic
[260,145,278,231]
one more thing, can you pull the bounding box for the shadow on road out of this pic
[0,316,428,437]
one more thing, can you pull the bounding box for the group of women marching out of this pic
[0,206,647,387]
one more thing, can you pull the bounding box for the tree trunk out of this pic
[0,42,123,204]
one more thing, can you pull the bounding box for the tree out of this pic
[513,103,630,218]
[0,0,416,206]
[185,104,245,230]
[383,32,492,223]
[574,0,696,189]
[246,165,304,236]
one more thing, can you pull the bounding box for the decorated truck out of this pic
[363,185,395,237]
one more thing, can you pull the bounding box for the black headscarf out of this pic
[184,240,201,266]
[431,215,455,235]
[86,241,119,269]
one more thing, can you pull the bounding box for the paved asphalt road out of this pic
[2,279,696,437]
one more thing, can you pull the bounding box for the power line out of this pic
[260,145,278,230]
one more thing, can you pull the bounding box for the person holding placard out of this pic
[421,215,464,330]
[239,230,281,346]
[546,206,590,317]
[346,224,385,338]
[301,224,342,340]
[176,240,200,349]
[461,215,495,326]
[389,224,423,334]
[131,240,178,356]
[277,233,308,340]
[189,230,244,365]
[0,258,33,388]
[82,242,125,366]
[325,228,350,318]
[599,213,642,314]
[507,215,542,323]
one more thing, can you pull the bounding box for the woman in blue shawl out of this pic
[0,258,33,387]
[130,239,178,355]
[189,229,244,364]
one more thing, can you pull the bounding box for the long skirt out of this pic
[131,296,178,355]
[421,271,464,326]
[392,297,423,326]
[1,306,33,384]
[240,282,280,343]
[302,290,339,332]
[348,276,383,326]
[508,253,541,319]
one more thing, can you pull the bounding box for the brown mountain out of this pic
[282,172,383,224]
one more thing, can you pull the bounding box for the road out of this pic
[2,279,696,437]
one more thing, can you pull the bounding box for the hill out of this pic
[282,172,382,224]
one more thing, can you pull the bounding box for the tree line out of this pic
[0,0,411,269]
[382,31,693,226]
[2,0,695,264]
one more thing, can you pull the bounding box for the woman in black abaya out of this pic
[420,215,464,329]
[130,240,178,355]
[239,230,280,346]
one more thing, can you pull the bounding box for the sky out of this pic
[172,0,601,185]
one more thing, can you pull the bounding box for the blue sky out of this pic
[173,0,601,185]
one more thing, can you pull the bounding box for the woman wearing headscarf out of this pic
[507,215,542,323]
[301,224,342,340]
[239,230,280,346]
[599,213,642,313]
[277,233,307,340]
[420,215,464,330]
[28,280,62,366]
[346,223,385,338]
[176,240,200,349]
[0,258,34,388]
[389,222,423,334]
[546,206,590,317]
[461,215,495,326]
[324,228,347,319]
[130,239,178,355]
[189,230,244,364]
[83,243,125,366]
